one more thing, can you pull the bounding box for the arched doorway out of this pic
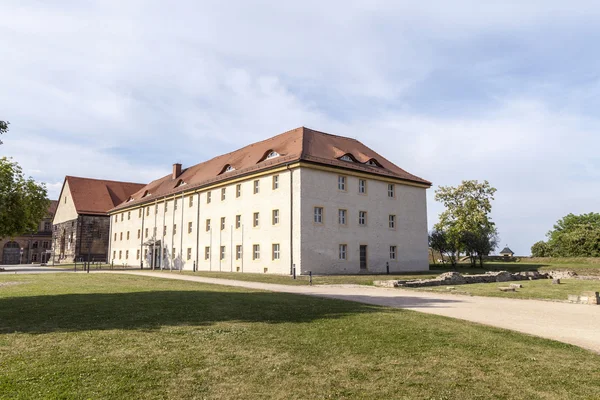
[2,241,21,265]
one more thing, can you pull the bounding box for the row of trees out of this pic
[429,180,499,268]
[531,213,600,257]
[0,120,51,239]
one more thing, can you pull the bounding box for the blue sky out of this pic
[1,1,599,255]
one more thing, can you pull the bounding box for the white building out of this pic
[108,127,431,275]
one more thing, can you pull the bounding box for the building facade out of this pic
[108,127,431,274]
[52,176,145,263]
[0,201,58,265]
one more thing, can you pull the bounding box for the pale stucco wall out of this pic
[53,180,78,225]
[298,168,429,274]
[109,169,296,274]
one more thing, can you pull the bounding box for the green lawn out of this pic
[1,274,600,399]
[412,278,600,301]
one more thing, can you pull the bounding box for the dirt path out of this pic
[104,271,600,354]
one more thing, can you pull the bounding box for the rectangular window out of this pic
[174,199,178,211]
[163,225,167,236]
[272,244,280,260]
[114,233,117,241]
[120,232,123,241]
[236,245,242,260]
[206,219,211,231]
[42,241,49,249]
[172,247,176,257]
[389,215,396,229]
[359,211,367,226]
[207,192,212,204]
[359,179,367,194]
[338,209,347,225]
[119,250,122,259]
[125,250,129,260]
[136,249,140,260]
[165,201,168,212]
[137,229,141,239]
[253,180,260,194]
[113,250,116,259]
[187,248,192,260]
[272,175,279,190]
[236,215,241,229]
[139,209,142,218]
[220,246,226,260]
[388,184,395,198]
[128,211,131,220]
[253,212,260,227]
[338,175,346,191]
[173,224,177,235]
[221,217,226,231]
[32,241,38,249]
[390,246,397,260]
[145,228,149,238]
[155,204,159,215]
[272,209,280,225]
[188,221,193,234]
[126,231,130,240]
[339,244,347,260]
[189,196,193,207]
[236,184,242,198]
[146,206,150,216]
[253,244,260,260]
[44,222,51,231]
[115,215,118,222]
[314,207,324,224]
[205,246,210,260]
[120,213,124,221]
[221,188,226,201]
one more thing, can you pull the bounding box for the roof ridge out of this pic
[66,175,145,186]
[302,126,361,142]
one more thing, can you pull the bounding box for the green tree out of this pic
[429,229,450,266]
[0,157,49,238]
[0,120,8,145]
[530,241,550,257]
[434,180,498,265]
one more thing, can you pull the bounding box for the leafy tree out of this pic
[429,229,452,266]
[531,241,550,257]
[0,157,49,238]
[0,120,8,145]
[532,213,600,257]
[434,180,498,264]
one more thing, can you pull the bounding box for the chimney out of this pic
[172,163,182,179]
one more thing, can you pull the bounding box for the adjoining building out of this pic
[108,127,432,274]
[52,176,145,263]
[0,201,58,265]
[500,246,515,258]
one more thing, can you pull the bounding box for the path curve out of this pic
[108,271,600,353]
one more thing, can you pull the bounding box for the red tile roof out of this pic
[112,127,430,211]
[65,176,145,215]
[47,200,58,215]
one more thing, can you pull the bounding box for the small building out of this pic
[499,246,515,258]
[52,176,145,263]
[1,201,58,265]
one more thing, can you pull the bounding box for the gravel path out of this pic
[110,271,600,354]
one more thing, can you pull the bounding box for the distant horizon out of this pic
[2,1,599,256]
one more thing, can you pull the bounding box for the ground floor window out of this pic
[187,248,192,260]
[236,245,242,260]
[272,244,280,260]
[339,244,347,260]
[253,244,260,260]
[390,246,397,260]
[205,246,210,260]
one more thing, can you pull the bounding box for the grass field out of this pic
[412,278,600,301]
[2,274,600,399]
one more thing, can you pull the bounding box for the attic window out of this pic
[127,196,135,203]
[366,159,381,167]
[175,179,186,188]
[340,155,354,162]
[266,151,280,160]
[141,190,150,198]
[225,165,235,172]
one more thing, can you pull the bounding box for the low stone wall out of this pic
[375,271,550,288]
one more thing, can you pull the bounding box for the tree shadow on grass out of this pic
[0,290,463,335]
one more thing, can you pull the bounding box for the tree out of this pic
[434,180,498,265]
[531,213,600,257]
[0,120,8,145]
[531,241,550,257]
[0,157,49,238]
[429,229,451,266]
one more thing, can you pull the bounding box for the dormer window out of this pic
[366,159,381,167]
[225,165,235,172]
[141,190,150,198]
[175,179,186,188]
[127,196,135,203]
[340,154,355,162]
[266,151,280,160]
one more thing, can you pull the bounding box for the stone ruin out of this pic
[374,270,552,288]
